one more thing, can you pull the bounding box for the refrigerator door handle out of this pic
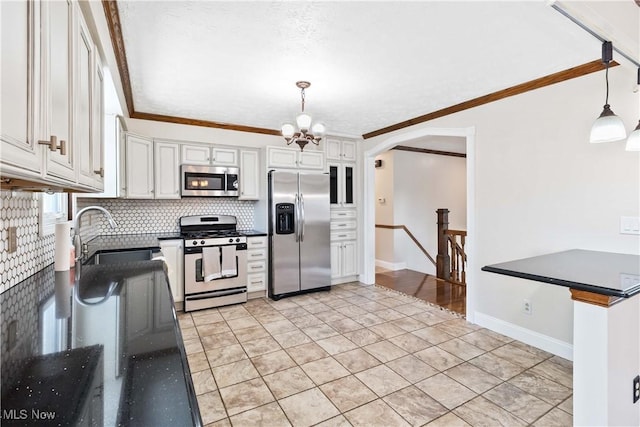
[294,193,300,242]
[300,194,305,242]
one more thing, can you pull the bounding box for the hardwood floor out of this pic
[375,269,466,316]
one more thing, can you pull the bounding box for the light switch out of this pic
[620,217,640,235]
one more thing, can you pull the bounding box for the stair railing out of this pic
[436,208,467,286]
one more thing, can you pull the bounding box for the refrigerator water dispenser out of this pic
[275,203,295,234]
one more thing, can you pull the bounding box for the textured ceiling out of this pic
[116,1,632,138]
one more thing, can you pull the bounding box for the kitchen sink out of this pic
[87,249,155,265]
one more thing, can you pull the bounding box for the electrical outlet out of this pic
[7,226,17,253]
[633,375,639,404]
[523,299,532,315]
[620,216,640,235]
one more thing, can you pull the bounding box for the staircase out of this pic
[436,208,467,286]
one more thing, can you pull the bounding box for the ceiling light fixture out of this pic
[625,69,640,151]
[590,41,627,143]
[281,81,326,151]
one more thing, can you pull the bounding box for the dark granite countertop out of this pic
[482,249,640,298]
[0,261,202,426]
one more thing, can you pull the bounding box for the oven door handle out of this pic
[185,288,247,301]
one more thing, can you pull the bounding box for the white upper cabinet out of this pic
[239,149,260,200]
[91,52,104,189]
[267,146,324,170]
[125,134,154,199]
[325,138,356,162]
[0,0,105,192]
[42,0,75,182]
[154,141,180,199]
[0,0,41,175]
[181,144,238,166]
[75,12,94,187]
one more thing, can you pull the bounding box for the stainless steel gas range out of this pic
[180,215,247,311]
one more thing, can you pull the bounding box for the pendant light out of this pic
[626,69,640,151]
[281,81,326,151]
[590,41,627,143]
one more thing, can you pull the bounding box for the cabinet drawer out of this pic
[247,260,266,273]
[330,210,356,220]
[330,220,357,230]
[248,248,266,261]
[331,231,357,241]
[247,273,266,292]
[247,236,267,249]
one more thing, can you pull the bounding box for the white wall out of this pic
[364,64,640,350]
[374,148,466,274]
[393,149,466,275]
[374,151,395,267]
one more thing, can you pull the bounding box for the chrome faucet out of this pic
[73,206,117,263]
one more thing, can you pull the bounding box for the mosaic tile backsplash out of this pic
[0,191,56,293]
[76,197,256,241]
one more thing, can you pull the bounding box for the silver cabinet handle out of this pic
[39,135,66,155]
[94,168,104,177]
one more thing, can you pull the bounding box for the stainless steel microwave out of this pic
[180,165,239,197]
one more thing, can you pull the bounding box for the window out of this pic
[39,193,68,236]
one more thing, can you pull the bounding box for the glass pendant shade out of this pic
[296,113,312,132]
[589,104,627,143]
[281,123,295,139]
[626,121,640,151]
[311,122,326,136]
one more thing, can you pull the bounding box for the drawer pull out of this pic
[338,234,347,238]
[250,265,262,270]
[338,224,347,227]
[250,280,262,284]
[338,213,347,216]
[250,253,262,257]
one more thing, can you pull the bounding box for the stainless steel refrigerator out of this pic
[268,170,331,300]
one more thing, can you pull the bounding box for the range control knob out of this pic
[200,240,205,245]
[235,238,240,242]
[228,238,233,243]
[192,240,197,245]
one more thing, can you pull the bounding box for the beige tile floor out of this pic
[178,283,573,427]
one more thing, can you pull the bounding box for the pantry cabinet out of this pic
[325,138,357,162]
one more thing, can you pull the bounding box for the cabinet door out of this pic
[118,117,127,197]
[125,134,154,199]
[342,164,356,207]
[181,144,210,165]
[298,151,324,169]
[267,147,298,168]
[75,14,94,187]
[154,141,180,199]
[341,241,358,277]
[341,140,357,162]
[328,163,340,206]
[159,240,184,303]
[211,147,237,166]
[91,53,104,190]
[0,0,41,174]
[44,0,75,182]
[239,150,259,200]
[325,139,342,161]
[330,241,342,279]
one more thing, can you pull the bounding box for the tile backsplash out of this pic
[1,192,257,293]
[0,191,56,293]
[76,197,256,241]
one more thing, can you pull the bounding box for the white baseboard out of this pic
[375,259,407,271]
[473,312,573,361]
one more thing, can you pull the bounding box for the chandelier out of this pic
[281,81,326,151]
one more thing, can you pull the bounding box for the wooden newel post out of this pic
[436,208,450,281]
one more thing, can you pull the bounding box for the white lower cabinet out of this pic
[330,239,358,282]
[246,236,267,297]
[159,239,184,309]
